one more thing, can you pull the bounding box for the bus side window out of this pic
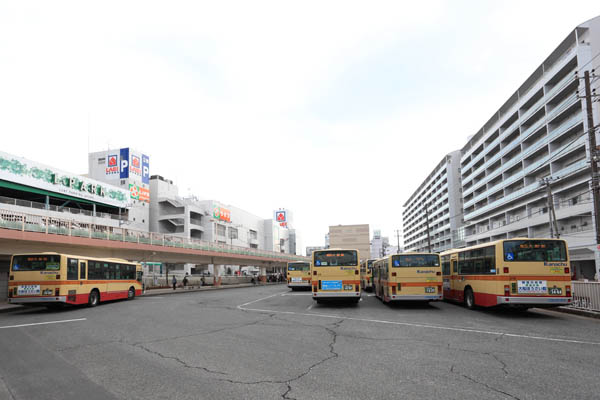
[67,258,78,280]
[80,261,86,280]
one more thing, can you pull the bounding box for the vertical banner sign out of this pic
[105,154,119,178]
[142,154,150,184]
[120,148,129,179]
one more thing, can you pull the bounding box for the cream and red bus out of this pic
[287,261,311,290]
[311,249,361,304]
[441,238,572,310]
[373,253,442,303]
[360,259,376,291]
[8,253,143,308]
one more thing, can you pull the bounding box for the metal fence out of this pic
[0,208,307,262]
[569,281,600,312]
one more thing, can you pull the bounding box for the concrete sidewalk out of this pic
[0,282,286,313]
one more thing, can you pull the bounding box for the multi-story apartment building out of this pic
[460,16,600,280]
[328,224,370,261]
[402,151,464,253]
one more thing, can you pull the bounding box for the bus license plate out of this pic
[517,280,547,294]
[343,284,353,290]
[291,277,303,282]
[425,287,436,293]
[17,285,40,296]
[321,280,342,291]
[548,287,562,295]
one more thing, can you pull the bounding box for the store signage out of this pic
[129,184,150,203]
[105,154,119,176]
[104,148,149,183]
[0,150,128,208]
[213,206,231,222]
[275,210,288,228]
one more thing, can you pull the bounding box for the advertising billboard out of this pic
[0,150,129,208]
[105,153,119,179]
[120,148,129,179]
[275,210,287,228]
[129,184,150,203]
[142,154,150,184]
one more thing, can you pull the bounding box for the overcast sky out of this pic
[1,1,600,252]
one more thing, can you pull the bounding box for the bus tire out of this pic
[316,299,323,305]
[128,286,136,300]
[88,289,100,307]
[464,287,475,310]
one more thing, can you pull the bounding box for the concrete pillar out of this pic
[259,266,267,282]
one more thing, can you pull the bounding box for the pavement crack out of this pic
[450,364,519,399]
[134,343,228,376]
[0,375,16,400]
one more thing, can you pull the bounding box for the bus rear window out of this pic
[288,263,310,271]
[392,255,440,267]
[12,255,61,271]
[503,240,567,262]
[314,251,357,266]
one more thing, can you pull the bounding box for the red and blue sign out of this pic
[105,154,119,175]
[120,148,129,179]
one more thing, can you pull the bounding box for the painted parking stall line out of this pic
[0,318,87,330]
[237,295,600,346]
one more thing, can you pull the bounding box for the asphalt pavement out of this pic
[1,285,599,400]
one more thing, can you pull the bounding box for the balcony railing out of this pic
[0,209,305,262]
[0,195,126,221]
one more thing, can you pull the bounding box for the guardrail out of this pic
[569,281,600,312]
[0,209,307,262]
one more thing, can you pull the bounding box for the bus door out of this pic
[66,258,79,303]
[451,256,464,302]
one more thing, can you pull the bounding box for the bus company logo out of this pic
[105,154,119,174]
[544,262,567,267]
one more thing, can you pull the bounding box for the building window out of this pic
[229,227,238,240]
[98,157,105,164]
[216,224,226,237]
[249,230,258,240]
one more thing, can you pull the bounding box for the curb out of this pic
[551,306,600,319]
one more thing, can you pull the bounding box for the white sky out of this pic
[1,1,600,251]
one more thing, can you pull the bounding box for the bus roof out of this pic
[11,252,137,264]
[439,237,567,256]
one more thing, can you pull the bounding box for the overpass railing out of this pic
[0,209,307,262]
[568,281,600,312]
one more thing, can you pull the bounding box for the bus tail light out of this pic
[397,283,401,291]
[355,284,359,292]
[55,288,60,296]
[313,271,317,276]
[504,285,510,296]
[355,270,359,275]
[503,267,509,274]
[9,275,13,280]
[564,267,570,274]
[12,288,17,297]
[436,271,441,276]
[438,286,442,294]
[313,285,317,292]
[392,272,397,277]
[392,286,397,295]
[56,275,61,280]
[566,286,571,296]
[318,280,322,290]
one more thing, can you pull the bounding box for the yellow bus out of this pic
[360,259,376,291]
[311,249,361,304]
[7,253,143,308]
[287,261,311,290]
[441,238,572,310]
[373,253,442,303]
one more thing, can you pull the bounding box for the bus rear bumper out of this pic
[496,296,572,305]
[312,292,361,298]
[8,296,66,304]
[288,282,311,288]
[389,295,442,301]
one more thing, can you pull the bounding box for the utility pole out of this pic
[395,229,401,254]
[579,69,600,281]
[540,177,560,238]
[424,202,432,253]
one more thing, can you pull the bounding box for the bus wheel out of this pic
[128,287,136,300]
[88,290,100,307]
[464,288,475,310]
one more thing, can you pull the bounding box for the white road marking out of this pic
[306,304,314,311]
[0,318,87,330]
[237,297,600,346]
